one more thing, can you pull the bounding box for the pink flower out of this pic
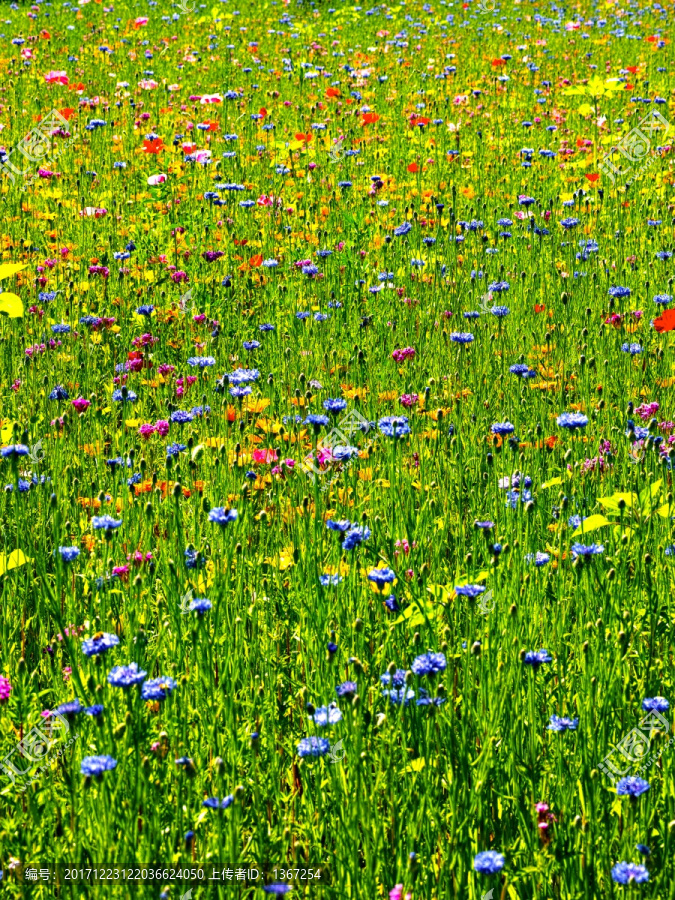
[72,397,91,413]
[138,423,156,439]
[0,676,12,701]
[148,173,167,186]
[63,667,72,682]
[252,448,278,464]
[389,886,411,900]
[155,420,170,436]
[45,70,68,84]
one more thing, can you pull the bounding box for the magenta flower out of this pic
[0,676,12,702]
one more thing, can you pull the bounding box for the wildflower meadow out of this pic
[0,0,675,896]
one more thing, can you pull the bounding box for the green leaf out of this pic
[572,514,613,537]
[639,479,662,516]
[0,263,28,281]
[598,492,636,513]
[0,292,24,318]
[0,549,31,577]
[541,477,562,489]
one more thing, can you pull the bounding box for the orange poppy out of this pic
[654,309,675,333]
[143,138,165,154]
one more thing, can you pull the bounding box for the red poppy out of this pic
[491,58,506,66]
[40,29,51,39]
[534,304,546,313]
[249,254,263,268]
[69,82,86,93]
[654,309,675,333]
[143,138,165,154]
[59,108,75,120]
[361,112,380,125]
[626,66,638,74]
[410,116,430,127]
[234,238,248,247]
[407,162,419,173]
[295,132,312,143]
[326,87,341,98]
[259,107,267,117]
[625,83,634,91]
[585,173,600,183]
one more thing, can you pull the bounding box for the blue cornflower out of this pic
[332,446,359,461]
[609,286,631,299]
[490,306,510,317]
[49,385,69,400]
[557,412,588,429]
[112,389,137,403]
[82,632,119,657]
[455,584,486,597]
[342,526,371,551]
[141,677,177,702]
[81,755,117,777]
[166,443,187,458]
[525,552,550,566]
[642,697,669,712]
[548,714,578,731]
[91,516,122,531]
[297,737,331,757]
[336,681,357,698]
[611,862,649,884]
[380,670,407,688]
[411,652,446,676]
[305,414,329,428]
[617,777,650,798]
[367,567,396,586]
[323,398,347,415]
[621,343,643,355]
[488,281,510,293]
[473,851,505,874]
[136,304,154,316]
[523,649,553,669]
[491,422,515,435]
[208,507,238,526]
[243,340,260,351]
[1,445,29,458]
[571,542,604,558]
[85,704,104,717]
[312,704,343,726]
[653,294,672,305]
[187,356,216,368]
[170,410,194,424]
[393,222,412,236]
[326,520,353,532]
[54,699,84,717]
[383,688,416,705]
[378,416,410,438]
[189,598,212,615]
[59,546,80,563]
[320,574,342,586]
[107,662,147,688]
